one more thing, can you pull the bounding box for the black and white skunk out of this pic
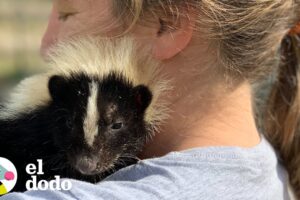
[0,37,170,191]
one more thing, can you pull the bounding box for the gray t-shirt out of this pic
[0,136,291,200]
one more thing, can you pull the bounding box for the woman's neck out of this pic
[140,81,261,159]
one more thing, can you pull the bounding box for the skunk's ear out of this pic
[48,75,70,103]
[132,85,152,113]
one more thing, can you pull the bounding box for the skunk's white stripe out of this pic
[83,81,99,146]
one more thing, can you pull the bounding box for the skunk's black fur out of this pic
[0,72,152,192]
[0,37,170,192]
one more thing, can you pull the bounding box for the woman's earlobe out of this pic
[152,15,195,60]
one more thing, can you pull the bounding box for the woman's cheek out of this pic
[40,7,61,59]
[41,15,84,59]
[57,19,83,39]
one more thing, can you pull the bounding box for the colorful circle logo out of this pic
[0,157,17,195]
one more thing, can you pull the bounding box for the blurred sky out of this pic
[0,0,51,93]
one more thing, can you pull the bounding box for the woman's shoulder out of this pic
[95,136,289,200]
[1,136,290,200]
[108,136,284,178]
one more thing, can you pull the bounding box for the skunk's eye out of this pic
[66,118,73,128]
[111,122,123,130]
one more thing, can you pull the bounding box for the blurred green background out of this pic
[0,0,51,96]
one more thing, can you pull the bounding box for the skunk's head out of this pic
[48,72,152,175]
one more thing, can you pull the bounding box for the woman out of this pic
[1,0,300,199]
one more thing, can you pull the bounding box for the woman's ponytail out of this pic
[263,26,300,197]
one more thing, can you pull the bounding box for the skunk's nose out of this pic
[75,155,98,175]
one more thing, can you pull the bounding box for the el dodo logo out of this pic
[26,159,72,191]
[0,157,17,195]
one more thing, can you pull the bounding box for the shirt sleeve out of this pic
[0,156,185,200]
[0,178,167,200]
[0,138,290,200]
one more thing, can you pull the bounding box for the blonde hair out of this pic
[112,0,300,197]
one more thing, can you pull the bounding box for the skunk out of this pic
[0,37,170,191]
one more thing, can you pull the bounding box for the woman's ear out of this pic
[152,14,195,60]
